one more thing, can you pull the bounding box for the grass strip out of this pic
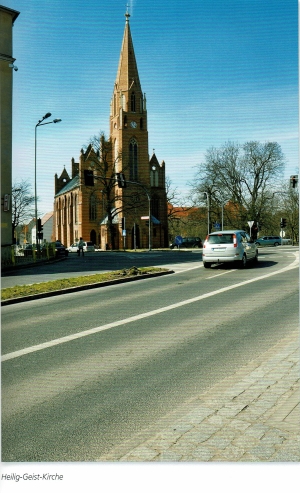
[1,266,167,301]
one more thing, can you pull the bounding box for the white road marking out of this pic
[206,270,237,279]
[2,254,298,363]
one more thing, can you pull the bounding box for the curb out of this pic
[1,270,174,306]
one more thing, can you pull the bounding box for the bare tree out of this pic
[12,180,35,242]
[83,132,148,249]
[191,141,285,231]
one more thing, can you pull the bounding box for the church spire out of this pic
[115,10,142,93]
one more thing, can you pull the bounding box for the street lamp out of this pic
[34,113,61,249]
[203,192,210,235]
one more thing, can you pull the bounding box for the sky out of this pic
[7,0,299,217]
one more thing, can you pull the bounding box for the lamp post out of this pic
[34,113,61,250]
[203,191,210,235]
[215,190,225,231]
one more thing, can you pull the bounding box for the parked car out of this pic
[170,237,203,249]
[67,241,95,253]
[23,244,44,257]
[23,244,35,257]
[202,230,258,268]
[55,241,69,257]
[255,236,282,247]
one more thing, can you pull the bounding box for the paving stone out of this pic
[270,450,300,462]
[204,435,232,450]
[179,424,219,444]
[190,445,215,461]
[119,445,159,461]
[155,450,183,461]
[226,418,251,432]
[238,453,259,462]
[207,414,230,427]
[170,423,194,434]
[261,428,290,445]
[169,439,198,456]
[270,438,300,462]
[183,406,215,424]
[232,435,259,449]
[217,402,249,418]
[211,445,245,461]
[249,443,276,460]
[244,423,270,439]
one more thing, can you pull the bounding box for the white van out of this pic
[202,230,258,268]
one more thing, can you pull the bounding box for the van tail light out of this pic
[204,234,209,248]
[233,234,237,247]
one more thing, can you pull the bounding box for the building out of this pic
[53,11,168,249]
[31,212,53,245]
[0,5,20,263]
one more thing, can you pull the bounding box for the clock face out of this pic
[130,121,137,128]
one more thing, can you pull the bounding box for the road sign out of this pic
[175,235,183,246]
[214,222,221,230]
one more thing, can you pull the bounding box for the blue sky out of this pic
[6,0,299,215]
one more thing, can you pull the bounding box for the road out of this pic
[1,247,298,461]
[1,249,204,288]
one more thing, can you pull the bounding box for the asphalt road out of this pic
[1,247,298,461]
[1,250,203,288]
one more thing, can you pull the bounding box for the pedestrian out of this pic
[77,237,85,257]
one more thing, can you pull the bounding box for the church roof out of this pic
[115,12,142,93]
[55,175,80,197]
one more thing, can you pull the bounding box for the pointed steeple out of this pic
[115,11,141,93]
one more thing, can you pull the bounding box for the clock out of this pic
[130,121,137,128]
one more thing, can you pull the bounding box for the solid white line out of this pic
[172,264,203,274]
[206,270,237,279]
[2,254,298,363]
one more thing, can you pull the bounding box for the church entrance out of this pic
[131,224,140,249]
[90,229,97,245]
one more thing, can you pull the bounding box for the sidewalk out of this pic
[100,330,299,462]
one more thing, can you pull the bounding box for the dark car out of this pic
[23,244,44,257]
[55,241,69,257]
[170,236,203,249]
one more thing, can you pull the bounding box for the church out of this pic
[53,12,168,250]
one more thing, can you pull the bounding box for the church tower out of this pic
[53,11,168,250]
[110,11,148,183]
[110,11,168,249]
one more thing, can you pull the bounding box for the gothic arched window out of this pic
[151,194,160,219]
[129,138,138,180]
[131,92,136,112]
[74,194,78,224]
[89,194,97,221]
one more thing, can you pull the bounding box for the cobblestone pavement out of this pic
[100,330,299,462]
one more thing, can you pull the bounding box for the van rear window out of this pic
[208,234,234,244]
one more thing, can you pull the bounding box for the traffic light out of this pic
[121,217,125,230]
[116,172,126,188]
[37,218,43,232]
[37,218,43,240]
[290,175,298,188]
[280,218,287,228]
